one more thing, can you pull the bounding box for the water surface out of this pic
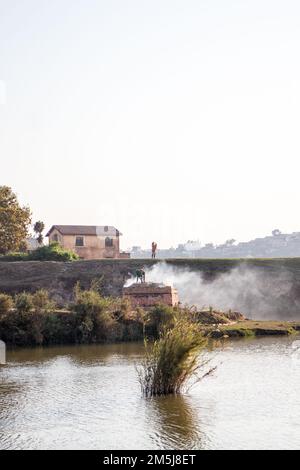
[0,337,299,450]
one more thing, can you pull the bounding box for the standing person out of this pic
[151,242,157,259]
[136,269,145,283]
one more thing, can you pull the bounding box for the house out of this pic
[46,225,130,260]
[26,237,41,252]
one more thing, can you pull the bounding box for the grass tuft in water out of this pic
[138,318,214,397]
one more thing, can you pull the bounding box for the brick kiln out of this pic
[123,283,179,309]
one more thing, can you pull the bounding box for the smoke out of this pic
[140,262,300,320]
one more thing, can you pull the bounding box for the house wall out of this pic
[48,229,120,260]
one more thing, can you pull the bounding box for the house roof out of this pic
[46,225,122,237]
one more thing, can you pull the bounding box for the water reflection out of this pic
[147,394,209,449]
[7,342,144,366]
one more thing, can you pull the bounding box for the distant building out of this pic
[184,240,202,251]
[46,225,130,260]
[26,237,41,252]
[131,246,142,253]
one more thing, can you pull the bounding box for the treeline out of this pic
[0,285,184,347]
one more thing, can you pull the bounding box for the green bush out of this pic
[72,285,119,343]
[0,293,14,316]
[146,304,178,338]
[73,287,107,317]
[42,311,77,345]
[0,309,42,346]
[0,252,28,261]
[0,243,79,262]
[15,292,34,314]
[29,242,79,261]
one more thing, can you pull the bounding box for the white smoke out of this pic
[141,262,299,320]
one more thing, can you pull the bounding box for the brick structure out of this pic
[123,283,179,309]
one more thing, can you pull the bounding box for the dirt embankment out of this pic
[1,258,300,311]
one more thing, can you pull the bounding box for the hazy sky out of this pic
[1,1,300,249]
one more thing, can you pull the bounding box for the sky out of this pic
[1,0,300,250]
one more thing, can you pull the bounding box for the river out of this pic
[0,336,299,450]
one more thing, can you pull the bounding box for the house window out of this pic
[75,236,84,247]
[104,226,108,232]
[53,234,59,242]
[105,237,113,247]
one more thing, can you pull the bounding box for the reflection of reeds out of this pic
[138,318,215,397]
[148,394,202,449]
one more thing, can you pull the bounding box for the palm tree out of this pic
[33,221,45,246]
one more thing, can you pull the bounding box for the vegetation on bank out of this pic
[0,286,186,347]
[209,320,300,338]
[0,284,299,348]
[0,286,144,346]
[0,242,79,262]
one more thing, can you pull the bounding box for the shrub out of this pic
[73,287,106,316]
[138,318,213,396]
[72,285,119,343]
[0,309,43,345]
[0,243,79,262]
[42,311,77,345]
[32,289,55,312]
[0,293,14,316]
[29,242,79,261]
[15,292,34,314]
[146,304,178,338]
[0,252,28,261]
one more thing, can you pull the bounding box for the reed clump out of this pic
[138,317,212,397]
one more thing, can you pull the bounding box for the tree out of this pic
[272,229,282,237]
[204,243,214,249]
[34,220,45,245]
[225,239,236,246]
[0,186,31,254]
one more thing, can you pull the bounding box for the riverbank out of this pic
[208,320,300,338]
[1,301,299,347]
[1,282,299,347]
